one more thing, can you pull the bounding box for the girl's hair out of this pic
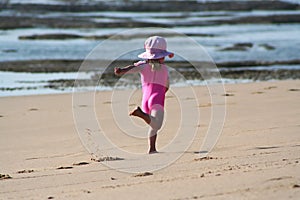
[148,58,164,71]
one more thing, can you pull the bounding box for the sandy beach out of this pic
[1,0,300,198]
[0,80,299,199]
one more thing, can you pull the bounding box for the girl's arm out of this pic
[115,61,146,76]
[114,65,137,76]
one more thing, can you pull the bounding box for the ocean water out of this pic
[0,71,93,96]
[6,0,300,4]
[1,23,300,62]
[1,0,300,96]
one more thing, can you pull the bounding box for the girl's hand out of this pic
[114,67,122,75]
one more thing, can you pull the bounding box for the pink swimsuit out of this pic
[134,61,168,114]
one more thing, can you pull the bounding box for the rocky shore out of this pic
[3,12,299,30]
[1,59,300,73]
[1,1,300,29]
[1,59,299,92]
[2,0,299,13]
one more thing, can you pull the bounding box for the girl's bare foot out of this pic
[129,106,151,124]
[149,149,158,154]
[129,106,143,117]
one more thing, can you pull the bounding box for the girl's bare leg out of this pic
[148,133,158,154]
[130,107,164,154]
[148,109,163,153]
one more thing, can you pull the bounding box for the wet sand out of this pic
[0,80,299,199]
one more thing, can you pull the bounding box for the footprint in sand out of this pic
[17,169,34,174]
[264,86,277,90]
[293,184,300,188]
[267,176,292,182]
[199,102,235,107]
[82,189,91,194]
[0,174,12,180]
[85,128,93,136]
[255,146,279,150]
[73,161,89,166]
[194,156,218,161]
[28,108,39,111]
[78,105,88,107]
[91,156,124,162]
[223,93,234,97]
[56,162,90,170]
[165,95,175,99]
[199,103,212,107]
[56,166,73,170]
[197,124,208,128]
[184,97,195,100]
[252,91,264,94]
[289,88,300,92]
[133,172,153,177]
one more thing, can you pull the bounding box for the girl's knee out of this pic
[149,108,164,130]
[150,116,163,130]
[151,122,162,130]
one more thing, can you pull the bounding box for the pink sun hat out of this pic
[138,36,174,59]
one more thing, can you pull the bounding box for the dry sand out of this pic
[0,80,299,199]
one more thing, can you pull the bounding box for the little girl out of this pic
[114,36,174,154]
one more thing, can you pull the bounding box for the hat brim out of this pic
[138,51,173,59]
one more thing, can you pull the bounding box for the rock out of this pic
[219,43,253,51]
[4,1,300,13]
[259,44,276,50]
[18,32,215,41]
[19,33,82,40]
[2,49,17,53]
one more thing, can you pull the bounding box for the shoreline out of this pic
[0,78,298,98]
[1,58,299,96]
